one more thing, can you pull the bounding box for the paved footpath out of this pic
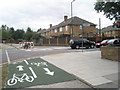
[41,51,119,88]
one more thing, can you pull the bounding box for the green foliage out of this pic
[102,32,105,37]
[32,33,45,43]
[24,27,34,41]
[0,25,45,43]
[1,25,11,40]
[94,1,120,20]
[14,29,25,40]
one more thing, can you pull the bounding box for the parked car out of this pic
[96,40,108,48]
[107,38,120,46]
[69,38,95,49]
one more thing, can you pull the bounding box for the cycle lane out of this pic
[6,58,76,88]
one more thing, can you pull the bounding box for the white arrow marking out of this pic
[16,65,24,71]
[43,68,54,76]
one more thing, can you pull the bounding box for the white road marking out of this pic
[5,50,11,64]
[16,65,24,71]
[43,68,54,76]
[26,49,32,51]
[24,60,29,65]
[29,67,37,78]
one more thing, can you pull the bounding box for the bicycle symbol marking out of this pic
[7,60,38,86]
[7,59,54,86]
[7,73,34,86]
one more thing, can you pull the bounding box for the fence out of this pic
[40,37,71,46]
[37,37,116,46]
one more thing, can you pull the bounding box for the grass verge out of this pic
[0,64,8,89]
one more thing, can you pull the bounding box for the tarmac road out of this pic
[1,44,100,64]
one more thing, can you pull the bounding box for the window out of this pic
[54,29,57,33]
[60,27,62,32]
[106,32,108,35]
[66,26,68,31]
[112,31,115,34]
[80,25,83,29]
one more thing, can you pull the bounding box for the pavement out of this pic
[40,51,119,88]
[2,44,120,89]
[8,44,70,50]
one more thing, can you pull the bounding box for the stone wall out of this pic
[101,46,120,61]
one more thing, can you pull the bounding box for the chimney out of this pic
[50,24,52,28]
[64,16,68,21]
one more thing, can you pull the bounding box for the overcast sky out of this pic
[0,0,114,31]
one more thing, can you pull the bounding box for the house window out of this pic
[80,25,83,29]
[106,32,108,35]
[47,32,49,35]
[60,27,62,32]
[66,26,68,31]
[112,31,115,34]
[54,29,57,33]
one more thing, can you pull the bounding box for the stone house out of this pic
[39,16,97,39]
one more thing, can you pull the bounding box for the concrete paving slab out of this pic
[28,80,91,88]
[41,51,119,88]
[86,77,112,86]
[103,73,119,81]
[95,82,118,88]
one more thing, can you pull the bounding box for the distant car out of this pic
[107,38,120,46]
[96,41,101,48]
[96,40,108,48]
[69,38,95,49]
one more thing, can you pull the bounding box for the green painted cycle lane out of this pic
[6,58,76,88]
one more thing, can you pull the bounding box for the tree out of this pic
[31,33,45,43]
[94,1,120,20]
[14,29,25,40]
[9,27,15,40]
[37,28,42,32]
[1,25,11,40]
[24,27,34,41]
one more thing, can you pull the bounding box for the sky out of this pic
[0,0,114,31]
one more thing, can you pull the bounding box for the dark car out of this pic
[96,40,108,48]
[69,38,95,49]
[107,38,120,46]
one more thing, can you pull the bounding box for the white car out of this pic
[107,38,120,46]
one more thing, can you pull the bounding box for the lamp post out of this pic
[71,0,75,37]
[71,0,75,18]
[80,23,90,52]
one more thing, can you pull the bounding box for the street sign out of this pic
[6,58,76,88]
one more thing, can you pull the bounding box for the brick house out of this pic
[102,25,120,38]
[39,16,97,39]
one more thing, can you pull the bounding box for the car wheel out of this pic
[76,45,79,49]
[91,44,95,48]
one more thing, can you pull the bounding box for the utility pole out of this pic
[99,18,101,37]
[71,0,75,18]
[71,0,76,37]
